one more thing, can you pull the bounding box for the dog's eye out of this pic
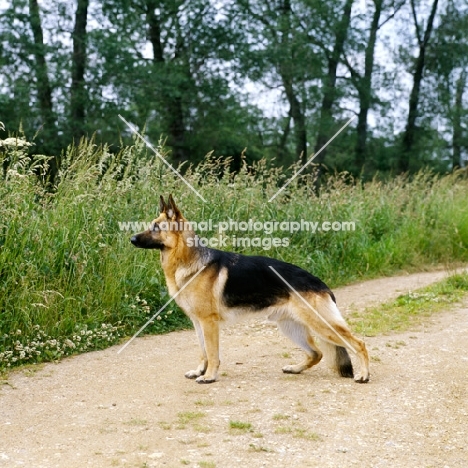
[151,223,160,232]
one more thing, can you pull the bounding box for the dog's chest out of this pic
[164,267,202,309]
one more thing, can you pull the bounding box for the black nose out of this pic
[130,236,137,245]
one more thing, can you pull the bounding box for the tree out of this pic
[277,0,308,164]
[70,0,89,143]
[312,0,354,172]
[28,0,55,135]
[144,0,190,164]
[342,0,408,175]
[233,0,366,170]
[1,0,464,176]
[399,0,439,172]
[452,71,467,168]
[28,0,60,175]
[429,0,468,169]
[230,0,321,165]
[96,0,264,166]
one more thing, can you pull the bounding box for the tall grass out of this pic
[1,137,467,369]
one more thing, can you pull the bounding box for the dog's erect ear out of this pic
[159,195,168,214]
[167,194,182,220]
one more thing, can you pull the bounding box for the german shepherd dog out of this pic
[130,195,369,384]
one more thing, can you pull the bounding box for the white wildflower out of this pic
[0,137,33,148]
[64,339,76,349]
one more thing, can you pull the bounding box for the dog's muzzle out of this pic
[130,236,138,245]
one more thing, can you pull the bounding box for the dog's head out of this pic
[130,195,190,250]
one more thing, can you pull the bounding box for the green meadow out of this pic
[1,138,468,369]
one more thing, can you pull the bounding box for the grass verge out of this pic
[349,273,468,336]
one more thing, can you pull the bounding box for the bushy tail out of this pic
[319,340,354,378]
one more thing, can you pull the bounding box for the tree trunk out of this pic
[28,0,58,176]
[278,113,292,162]
[70,0,89,142]
[167,95,189,165]
[146,0,164,62]
[314,0,354,175]
[283,78,307,165]
[278,0,307,164]
[399,0,439,172]
[146,1,189,165]
[355,0,382,172]
[452,71,466,170]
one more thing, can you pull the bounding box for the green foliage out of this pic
[1,1,466,175]
[0,138,468,369]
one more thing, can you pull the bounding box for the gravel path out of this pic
[1,269,467,468]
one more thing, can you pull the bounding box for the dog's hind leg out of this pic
[276,318,323,374]
[318,326,369,383]
[318,341,354,378]
[300,294,370,383]
[185,318,208,380]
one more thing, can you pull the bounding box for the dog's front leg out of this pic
[195,316,220,384]
[185,319,208,379]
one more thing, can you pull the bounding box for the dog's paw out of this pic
[185,370,203,379]
[282,364,303,374]
[195,375,217,384]
[354,373,370,383]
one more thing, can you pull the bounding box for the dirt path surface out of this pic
[1,269,467,468]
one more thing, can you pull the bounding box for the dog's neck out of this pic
[159,232,206,290]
